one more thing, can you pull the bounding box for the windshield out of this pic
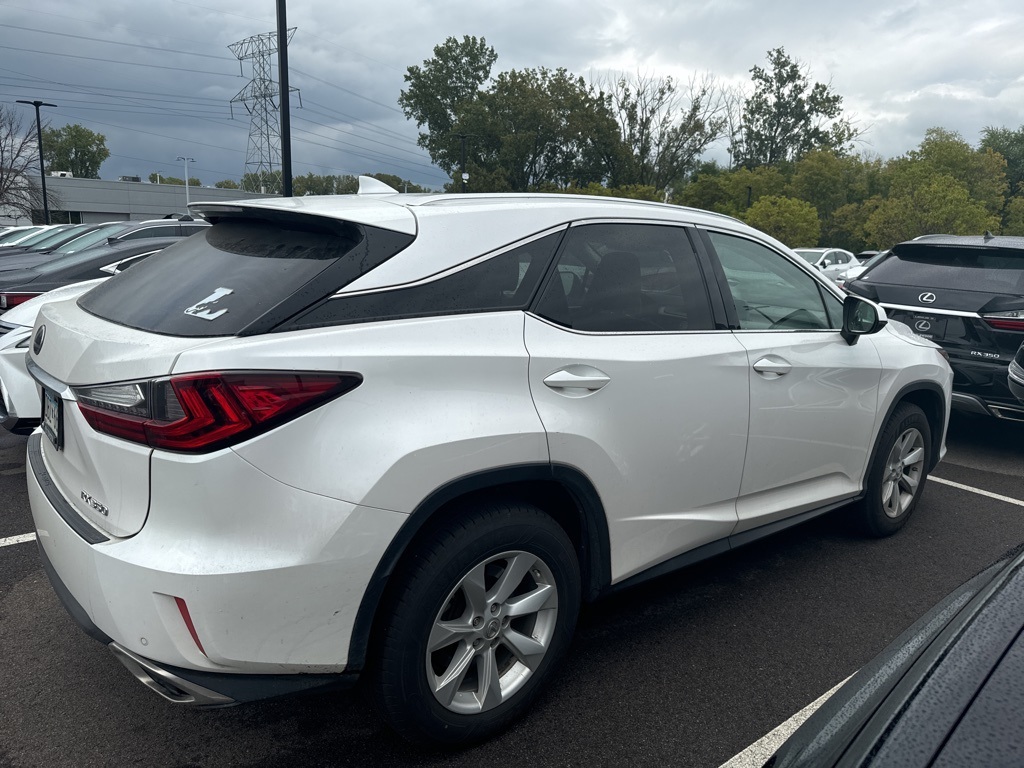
[793,249,822,264]
[8,226,71,248]
[51,222,134,254]
[0,227,43,245]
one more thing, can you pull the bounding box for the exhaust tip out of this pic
[108,642,235,707]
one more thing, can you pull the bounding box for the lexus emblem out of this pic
[32,325,45,355]
[914,319,932,332]
[918,292,937,304]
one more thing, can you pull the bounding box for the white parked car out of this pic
[0,279,106,434]
[27,179,952,746]
[793,247,860,283]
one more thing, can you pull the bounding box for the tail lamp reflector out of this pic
[74,371,360,452]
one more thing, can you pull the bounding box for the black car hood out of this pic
[0,251,58,272]
[0,269,41,288]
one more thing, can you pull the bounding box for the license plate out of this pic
[41,387,63,450]
[898,312,947,341]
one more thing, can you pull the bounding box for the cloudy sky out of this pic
[2,0,1023,190]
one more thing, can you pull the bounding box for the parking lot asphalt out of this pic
[1,412,1022,768]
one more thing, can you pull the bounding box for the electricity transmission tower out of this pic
[228,30,300,193]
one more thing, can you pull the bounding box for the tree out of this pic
[733,47,858,167]
[676,165,787,216]
[41,123,109,179]
[401,39,623,191]
[0,104,51,221]
[148,173,199,186]
[742,195,820,246]
[981,125,1024,195]
[863,172,997,248]
[602,71,727,192]
[366,173,429,193]
[399,36,497,176]
[911,127,1007,216]
[214,179,239,189]
[1001,196,1024,235]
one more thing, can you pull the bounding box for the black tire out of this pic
[857,402,932,537]
[369,502,581,747]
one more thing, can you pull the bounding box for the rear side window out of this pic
[866,246,1024,294]
[79,218,414,337]
[285,231,563,329]
[533,223,715,332]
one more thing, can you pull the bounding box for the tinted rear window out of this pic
[79,218,413,337]
[865,246,1024,293]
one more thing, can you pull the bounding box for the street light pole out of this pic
[16,99,57,224]
[177,156,195,206]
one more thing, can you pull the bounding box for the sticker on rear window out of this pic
[184,287,234,321]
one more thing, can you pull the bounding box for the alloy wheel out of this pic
[881,426,925,518]
[426,550,559,714]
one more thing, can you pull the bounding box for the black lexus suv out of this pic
[846,233,1024,421]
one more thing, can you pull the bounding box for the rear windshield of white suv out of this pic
[78,217,414,337]
[865,246,1024,293]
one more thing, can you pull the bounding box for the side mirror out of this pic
[841,294,887,345]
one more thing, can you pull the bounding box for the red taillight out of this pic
[983,317,1024,331]
[0,292,42,309]
[76,371,360,452]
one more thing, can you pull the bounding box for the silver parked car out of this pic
[794,247,861,283]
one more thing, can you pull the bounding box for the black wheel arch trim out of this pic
[345,463,611,674]
[868,380,948,476]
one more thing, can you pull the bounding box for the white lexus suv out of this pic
[27,178,951,746]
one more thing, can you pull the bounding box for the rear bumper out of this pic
[949,358,1024,420]
[1009,359,1024,406]
[36,536,356,706]
[27,432,406,703]
[0,327,39,434]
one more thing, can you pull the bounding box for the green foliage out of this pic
[863,173,998,248]
[733,48,857,167]
[147,173,199,186]
[1002,196,1024,235]
[980,125,1024,195]
[401,38,623,192]
[559,182,661,201]
[910,127,1007,216]
[822,198,883,253]
[242,171,282,194]
[214,179,239,189]
[742,195,820,246]
[366,173,430,193]
[454,66,622,192]
[399,36,497,174]
[41,124,110,179]
[676,165,787,215]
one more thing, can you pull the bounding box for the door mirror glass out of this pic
[842,294,886,344]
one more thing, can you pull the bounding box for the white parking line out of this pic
[930,476,1024,508]
[0,532,36,548]
[718,677,851,768]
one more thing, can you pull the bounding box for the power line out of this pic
[290,67,403,115]
[2,23,236,62]
[0,44,240,78]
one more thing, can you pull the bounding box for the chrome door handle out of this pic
[752,357,791,377]
[543,367,611,392]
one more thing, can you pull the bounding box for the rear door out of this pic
[525,221,749,583]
